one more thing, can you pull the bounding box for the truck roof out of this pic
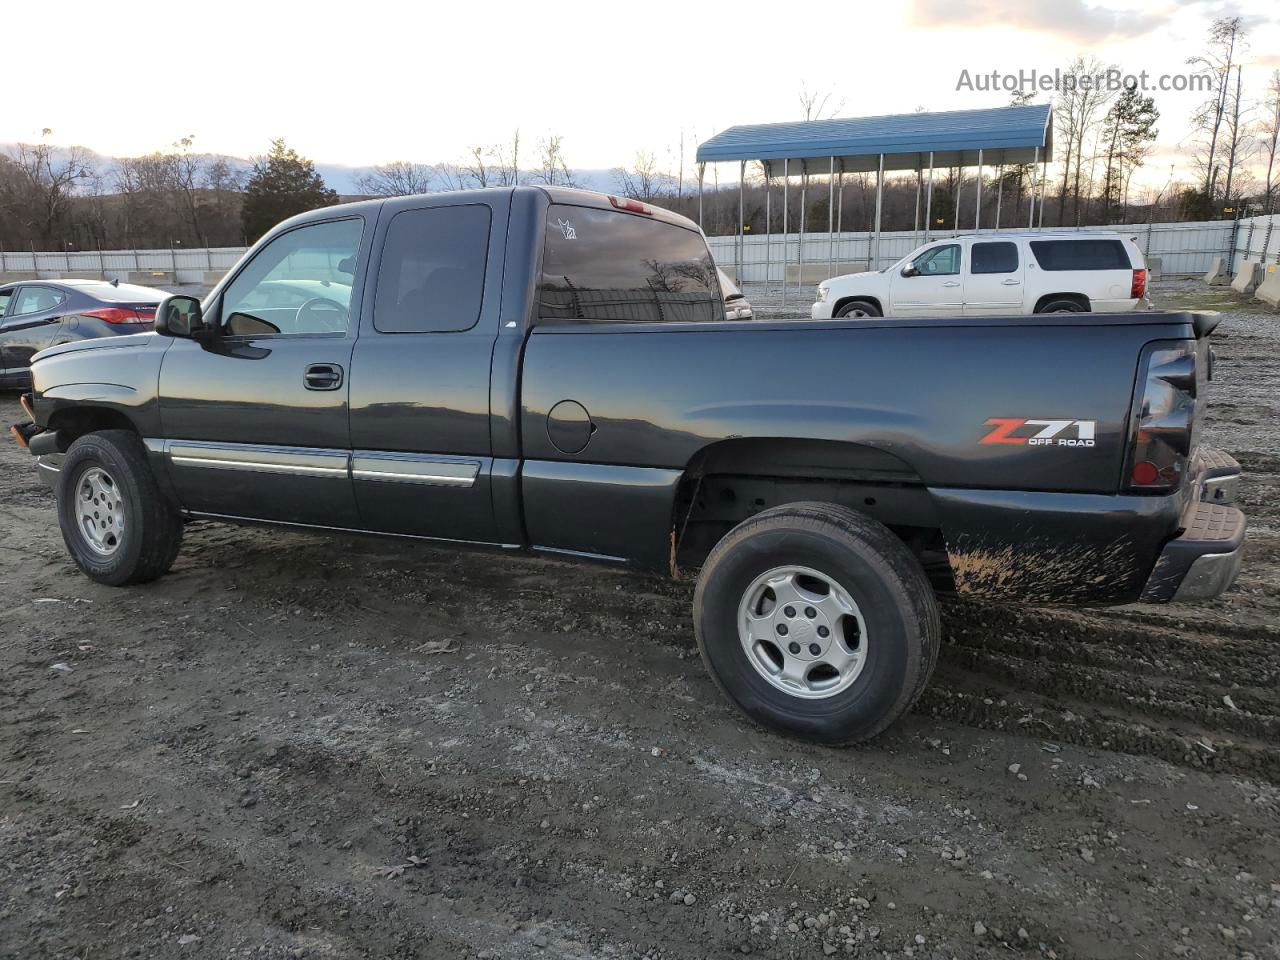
[948,230,1135,241]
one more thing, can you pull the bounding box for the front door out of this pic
[889,243,964,316]
[963,240,1026,316]
[157,216,371,527]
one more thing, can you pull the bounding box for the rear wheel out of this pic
[57,430,182,586]
[835,299,882,319]
[693,502,939,744]
[1036,298,1087,313]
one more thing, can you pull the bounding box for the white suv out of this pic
[811,231,1149,319]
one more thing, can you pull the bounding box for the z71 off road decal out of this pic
[981,418,1097,447]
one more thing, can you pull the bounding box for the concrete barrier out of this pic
[0,271,39,282]
[1203,257,1230,285]
[1256,263,1280,309]
[127,271,177,286]
[1231,260,1263,296]
[1145,256,1162,281]
[202,270,226,286]
[53,271,104,281]
[785,261,870,284]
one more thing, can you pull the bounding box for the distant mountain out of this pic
[1,142,620,197]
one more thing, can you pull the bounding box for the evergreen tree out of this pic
[1100,84,1159,223]
[240,138,338,241]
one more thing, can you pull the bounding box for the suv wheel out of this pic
[693,502,939,744]
[1037,298,1087,313]
[57,430,183,586]
[835,300,882,318]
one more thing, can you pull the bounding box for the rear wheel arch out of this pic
[1034,293,1091,313]
[670,437,948,583]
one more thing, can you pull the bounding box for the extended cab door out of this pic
[156,216,371,527]
[963,239,1025,316]
[346,193,509,544]
[888,242,964,316]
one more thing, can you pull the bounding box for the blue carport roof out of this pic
[697,104,1052,175]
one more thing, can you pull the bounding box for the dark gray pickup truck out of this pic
[12,186,1247,744]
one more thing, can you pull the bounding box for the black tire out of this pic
[56,430,182,586]
[834,299,882,319]
[693,502,939,744]
[1036,298,1088,314]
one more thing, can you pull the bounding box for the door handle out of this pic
[942,281,960,288]
[304,363,343,391]
[1001,279,1021,285]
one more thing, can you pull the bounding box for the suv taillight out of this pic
[1130,269,1147,299]
[1125,340,1196,492]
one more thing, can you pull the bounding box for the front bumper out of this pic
[810,301,833,320]
[1140,448,1246,602]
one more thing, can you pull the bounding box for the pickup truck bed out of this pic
[13,186,1246,744]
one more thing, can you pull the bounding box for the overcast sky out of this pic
[5,0,1278,189]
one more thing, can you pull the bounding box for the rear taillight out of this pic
[1125,340,1196,492]
[1130,269,1146,299]
[81,307,148,324]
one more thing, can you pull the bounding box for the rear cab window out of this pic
[538,204,722,323]
[1029,239,1131,271]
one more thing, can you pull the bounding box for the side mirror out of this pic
[155,295,211,339]
[901,264,920,278]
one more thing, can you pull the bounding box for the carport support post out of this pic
[764,165,772,289]
[872,153,884,271]
[1037,157,1047,228]
[994,163,1004,230]
[913,158,922,241]
[1028,147,1040,227]
[738,160,745,282]
[924,152,934,242]
[836,165,845,270]
[828,157,835,278]
[798,162,807,297]
[781,159,789,309]
[975,150,984,231]
[953,169,962,234]
[697,163,705,230]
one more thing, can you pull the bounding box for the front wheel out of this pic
[57,430,183,586]
[835,299,882,319]
[693,502,938,744]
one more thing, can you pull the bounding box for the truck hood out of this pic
[33,331,162,364]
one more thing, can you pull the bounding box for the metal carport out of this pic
[695,104,1054,302]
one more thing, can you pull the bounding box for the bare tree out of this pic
[171,136,205,244]
[1188,16,1247,210]
[1054,56,1117,225]
[355,161,435,197]
[1261,70,1280,214]
[614,151,675,201]
[1220,65,1253,207]
[5,131,96,246]
[798,84,845,122]
[530,135,578,187]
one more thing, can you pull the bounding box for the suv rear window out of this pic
[539,204,721,323]
[1029,239,1131,271]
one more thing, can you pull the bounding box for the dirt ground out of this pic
[2,282,1278,960]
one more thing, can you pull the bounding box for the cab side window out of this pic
[0,289,12,318]
[910,244,960,276]
[219,219,363,337]
[373,205,491,333]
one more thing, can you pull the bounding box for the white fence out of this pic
[706,217,1280,284]
[2,214,1277,288]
